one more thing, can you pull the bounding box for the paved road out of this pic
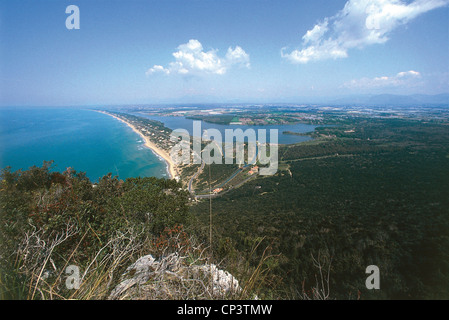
[194,175,255,199]
[188,144,259,200]
[188,159,205,196]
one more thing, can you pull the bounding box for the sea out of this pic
[0,107,318,182]
[0,107,168,182]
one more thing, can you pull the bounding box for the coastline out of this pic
[96,110,177,180]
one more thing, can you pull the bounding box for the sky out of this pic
[1,0,448,106]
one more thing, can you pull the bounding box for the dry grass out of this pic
[2,221,273,300]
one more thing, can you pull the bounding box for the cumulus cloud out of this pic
[146,39,250,76]
[146,65,170,75]
[344,70,421,88]
[282,0,449,64]
[225,46,251,68]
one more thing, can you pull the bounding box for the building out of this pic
[213,188,223,194]
[248,166,259,175]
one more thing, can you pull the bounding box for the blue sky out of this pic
[1,0,448,106]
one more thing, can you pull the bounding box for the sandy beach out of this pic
[97,111,177,180]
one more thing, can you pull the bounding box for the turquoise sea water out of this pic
[0,107,168,182]
[0,107,319,182]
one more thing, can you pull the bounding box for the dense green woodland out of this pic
[191,118,449,299]
[1,117,448,299]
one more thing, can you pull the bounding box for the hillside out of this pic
[190,117,449,299]
[1,116,449,300]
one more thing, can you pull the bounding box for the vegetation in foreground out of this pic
[0,162,271,299]
[1,116,449,300]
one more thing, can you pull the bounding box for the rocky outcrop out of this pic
[109,253,241,300]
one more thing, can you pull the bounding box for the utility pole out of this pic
[209,163,212,258]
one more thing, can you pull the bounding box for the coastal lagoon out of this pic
[133,113,318,145]
[0,107,167,182]
[0,108,319,182]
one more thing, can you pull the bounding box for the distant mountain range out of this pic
[331,93,449,106]
[134,93,449,107]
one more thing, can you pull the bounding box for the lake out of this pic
[132,113,318,145]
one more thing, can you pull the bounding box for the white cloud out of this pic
[344,70,421,88]
[397,70,420,78]
[147,39,250,76]
[282,0,449,64]
[225,46,251,68]
[146,65,169,75]
[303,19,329,45]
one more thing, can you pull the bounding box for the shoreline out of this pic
[96,110,177,180]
